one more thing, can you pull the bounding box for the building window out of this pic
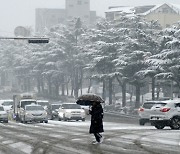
[77,0,82,5]
[162,8,169,13]
[84,15,89,18]
[69,4,74,7]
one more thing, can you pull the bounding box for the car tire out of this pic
[23,116,27,124]
[4,120,8,123]
[139,119,145,125]
[82,118,85,122]
[154,123,165,129]
[170,117,180,129]
[63,115,67,121]
[58,117,61,121]
[45,120,48,123]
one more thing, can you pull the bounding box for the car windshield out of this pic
[0,107,4,111]
[52,104,61,110]
[143,102,160,109]
[37,101,49,107]
[26,105,44,111]
[152,103,167,107]
[62,104,81,109]
[2,101,13,106]
[21,101,37,109]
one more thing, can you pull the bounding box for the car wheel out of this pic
[82,118,85,122]
[154,124,165,129]
[170,117,180,129]
[58,117,61,121]
[45,120,48,123]
[63,115,67,121]
[23,116,27,123]
[4,120,8,123]
[139,119,145,125]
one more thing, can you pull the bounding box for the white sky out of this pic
[0,0,180,36]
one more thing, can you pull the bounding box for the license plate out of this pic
[151,117,163,120]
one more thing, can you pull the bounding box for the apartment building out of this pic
[35,0,96,34]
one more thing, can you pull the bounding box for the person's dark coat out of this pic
[89,103,104,134]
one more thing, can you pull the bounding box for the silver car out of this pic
[0,106,8,123]
[22,104,48,123]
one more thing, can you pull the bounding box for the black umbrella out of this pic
[76,93,104,105]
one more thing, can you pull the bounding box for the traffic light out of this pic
[28,38,49,43]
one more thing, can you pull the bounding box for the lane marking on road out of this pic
[9,142,32,154]
[2,140,14,144]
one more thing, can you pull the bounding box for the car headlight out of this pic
[25,112,32,116]
[43,112,47,116]
[81,110,85,113]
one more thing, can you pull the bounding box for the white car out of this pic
[150,99,180,129]
[0,99,13,112]
[138,100,164,125]
[58,103,86,121]
[0,105,8,123]
[21,104,48,123]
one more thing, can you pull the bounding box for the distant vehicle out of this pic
[0,99,13,112]
[138,100,165,125]
[21,104,48,123]
[0,106,8,123]
[76,100,92,114]
[58,103,86,121]
[150,99,180,129]
[13,93,37,121]
[37,100,52,119]
[51,104,61,119]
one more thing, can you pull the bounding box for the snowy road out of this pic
[0,118,179,154]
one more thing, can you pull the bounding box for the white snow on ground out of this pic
[141,132,180,146]
[2,120,180,148]
[10,142,32,154]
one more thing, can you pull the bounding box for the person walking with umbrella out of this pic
[89,101,104,144]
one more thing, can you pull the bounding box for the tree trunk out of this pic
[71,78,74,97]
[87,79,92,93]
[61,76,65,96]
[135,85,141,108]
[102,79,106,101]
[80,67,83,95]
[109,78,113,105]
[74,67,79,99]
[122,82,126,107]
[55,84,59,98]
[41,77,45,94]
[152,77,155,100]
[37,77,41,93]
[48,78,52,97]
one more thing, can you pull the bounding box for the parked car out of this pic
[0,105,8,123]
[51,103,61,119]
[150,99,180,129]
[37,100,52,119]
[58,103,86,121]
[0,99,13,112]
[21,104,48,123]
[138,100,165,125]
